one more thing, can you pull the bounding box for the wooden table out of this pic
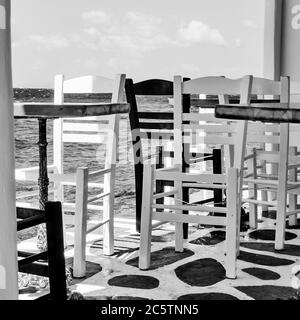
[214,102,300,123]
[14,102,130,249]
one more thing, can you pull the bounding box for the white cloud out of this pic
[243,19,257,29]
[84,27,99,37]
[79,12,175,56]
[29,35,69,48]
[125,11,161,37]
[81,10,111,25]
[235,38,241,47]
[13,12,227,59]
[14,34,70,49]
[178,20,226,46]
[78,13,225,56]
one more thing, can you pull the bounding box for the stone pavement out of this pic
[63,214,300,300]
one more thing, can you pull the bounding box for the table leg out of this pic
[35,119,73,290]
[36,118,49,251]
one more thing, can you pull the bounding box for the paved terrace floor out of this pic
[17,209,300,300]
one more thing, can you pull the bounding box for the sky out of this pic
[11,0,265,88]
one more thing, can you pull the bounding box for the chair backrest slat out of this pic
[183,135,235,145]
[182,77,243,95]
[138,112,173,120]
[251,77,282,96]
[62,122,110,132]
[131,79,173,95]
[183,123,235,133]
[62,133,106,144]
[63,75,114,94]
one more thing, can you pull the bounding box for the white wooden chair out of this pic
[139,75,253,279]
[16,74,126,277]
[243,76,300,250]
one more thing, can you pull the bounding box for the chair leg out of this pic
[224,144,234,171]
[174,179,184,252]
[53,179,68,248]
[45,202,67,300]
[235,174,245,257]
[61,210,68,249]
[73,167,88,278]
[139,164,154,270]
[247,149,258,229]
[275,124,289,251]
[103,165,115,256]
[213,148,223,206]
[260,161,268,214]
[225,168,238,279]
[288,196,298,226]
[275,193,287,251]
[288,147,297,226]
[182,186,189,240]
[135,163,143,233]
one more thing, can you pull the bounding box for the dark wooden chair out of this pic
[17,202,67,300]
[125,78,222,235]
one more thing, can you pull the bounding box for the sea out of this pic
[14,88,173,222]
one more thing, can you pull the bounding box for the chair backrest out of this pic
[125,78,177,165]
[246,76,290,146]
[17,202,67,300]
[251,76,289,102]
[173,75,253,170]
[53,74,126,173]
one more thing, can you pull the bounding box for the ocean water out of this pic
[14,89,173,220]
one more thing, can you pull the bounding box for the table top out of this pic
[215,102,300,123]
[14,102,130,119]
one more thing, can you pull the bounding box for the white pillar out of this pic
[263,0,283,80]
[0,0,18,300]
[263,0,283,202]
